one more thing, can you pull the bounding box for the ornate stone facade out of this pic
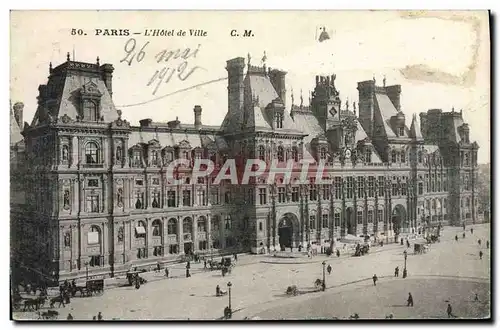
[10,54,479,284]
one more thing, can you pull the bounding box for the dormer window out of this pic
[391,150,397,163]
[398,127,404,136]
[365,149,371,163]
[151,150,159,166]
[132,150,142,167]
[83,100,98,121]
[319,147,327,160]
[276,112,284,129]
[85,142,100,164]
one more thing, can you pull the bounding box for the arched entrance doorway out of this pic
[278,213,299,250]
[392,204,406,239]
[346,207,355,235]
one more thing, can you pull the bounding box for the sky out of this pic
[10,10,490,163]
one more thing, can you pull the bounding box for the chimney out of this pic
[357,80,376,137]
[139,118,153,127]
[269,69,287,108]
[100,64,114,98]
[385,84,401,111]
[193,105,202,130]
[226,57,245,115]
[13,102,24,129]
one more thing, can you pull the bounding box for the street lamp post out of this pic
[227,281,232,318]
[403,250,408,278]
[322,261,326,291]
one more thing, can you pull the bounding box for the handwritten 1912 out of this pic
[120,38,204,95]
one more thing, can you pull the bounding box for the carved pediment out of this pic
[177,139,191,149]
[81,81,101,97]
[148,139,161,148]
[60,114,73,124]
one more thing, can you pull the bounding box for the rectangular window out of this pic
[398,127,404,136]
[278,187,286,203]
[134,192,144,209]
[334,212,340,227]
[182,190,191,206]
[322,214,329,228]
[309,185,317,201]
[334,177,342,199]
[368,176,375,198]
[437,174,442,191]
[87,195,99,213]
[431,174,435,192]
[322,185,330,200]
[309,215,316,230]
[418,182,423,195]
[152,192,161,208]
[392,182,398,196]
[224,215,231,230]
[377,209,383,222]
[211,189,220,205]
[425,174,429,192]
[357,177,364,198]
[259,188,267,205]
[378,176,384,197]
[152,178,160,185]
[89,255,103,267]
[357,210,363,225]
[401,178,407,196]
[367,210,374,223]
[167,191,176,207]
[135,179,143,186]
[346,177,354,199]
[151,151,159,166]
[292,187,299,202]
[132,150,142,167]
[197,190,206,206]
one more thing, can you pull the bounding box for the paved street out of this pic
[13,223,490,320]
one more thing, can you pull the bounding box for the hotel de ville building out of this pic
[10,53,480,284]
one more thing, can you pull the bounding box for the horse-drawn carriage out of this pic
[414,243,429,254]
[71,279,104,297]
[126,271,148,286]
[426,234,440,244]
[353,243,370,257]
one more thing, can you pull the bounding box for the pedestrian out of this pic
[455,235,458,241]
[407,292,414,307]
[474,293,479,302]
[156,262,161,273]
[447,303,453,318]
[486,240,489,249]
[478,239,481,246]
[97,312,103,320]
[479,250,483,260]
[327,264,332,275]
[471,228,474,234]
[234,253,238,262]
[407,240,410,249]
[462,232,466,239]
[216,284,220,297]
[164,267,169,278]
[67,313,73,320]
[336,249,340,258]
[204,259,207,269]
[186,268,191,278]
[372,274,378,286]
[395,266,399,277]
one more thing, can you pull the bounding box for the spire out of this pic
[247,53,251,70]
[261,51,267,64]
[96,56,100,66]
[67,52,70,62]
[49,62,52,73]
[383,75,386,87]
[373,75,376,84]
[300,89,304,107]
[409,113,423,140]
[452,106,455,112]
[291,87,294,106]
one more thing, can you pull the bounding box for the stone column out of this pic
[207,214,212,251]
[178,216,184,254]
[192,215,198,252]
[102,222,109,265]
[59,225,65,272]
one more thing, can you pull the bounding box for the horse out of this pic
[23,298,38,311]
[49,296,65,308]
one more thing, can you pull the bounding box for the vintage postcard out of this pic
[10,10,491,321]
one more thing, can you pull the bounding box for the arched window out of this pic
[83,100,98,121]
[277,146,284,162]
[88,225,101,245]
[391,150,397,163]
[197,216,207,232]
[85,142,99,164]
[152,219,162,236]
[183,217,193,235]
[258,146,265,161]
[211,215,221,232]
[291,147,299,162]
[151,150,159,166]
[276,112,284,128]
[400,151,406,163]
[167,218,177,235]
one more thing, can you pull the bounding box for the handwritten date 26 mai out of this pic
[120,38,204,95]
